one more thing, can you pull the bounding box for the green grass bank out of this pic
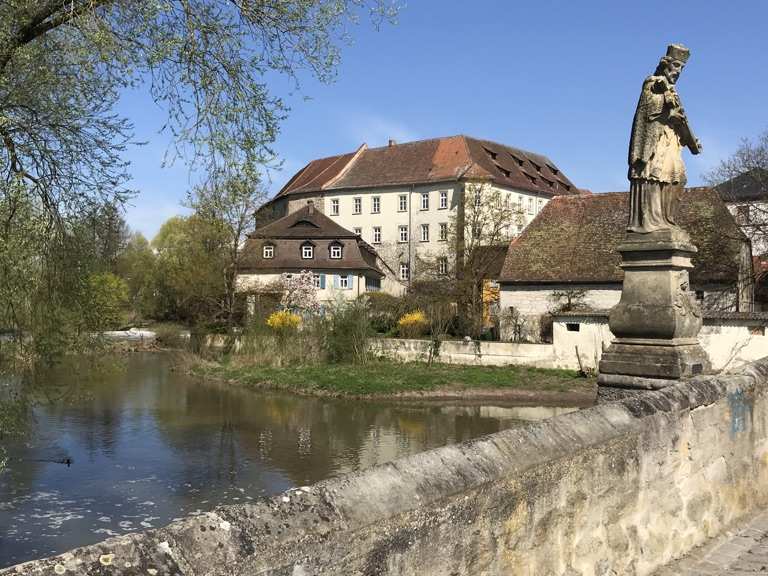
[193,360,597,403]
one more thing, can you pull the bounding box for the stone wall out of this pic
[552,312,768,372]
[499,284,622,342]
[7,360,768,576]
[372,337,555,367]
[499,284,746,343]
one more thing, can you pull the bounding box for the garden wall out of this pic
[5,360,768,575]
[371,337,555,368]
[552,311,768,372]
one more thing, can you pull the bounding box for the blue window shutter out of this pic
[320,274,326,289]
[333,275,339,289]
[347,274,353,290]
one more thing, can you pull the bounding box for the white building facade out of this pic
[258,135,579,283]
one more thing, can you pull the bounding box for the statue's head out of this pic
[655,44,690,85]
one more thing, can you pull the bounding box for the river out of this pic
[0,352,580,568]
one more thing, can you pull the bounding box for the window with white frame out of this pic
[353,197,362,214]
[421,192,429,210]
[339,275,349,289]
[398,225,408,243]
[354,227,362,236]
[398,194,407,212]
[538,198,544,213]
[313,274,322,288]
[262,244,274,259]
[527,197,534,215]
[329,243,342,259]
[372,226,381,244]
[399,262,410,281]
[301,243,314,259]
[372,196,381,213]
[420,223,429,242]
[474,189,482,207]
[439,190,448,209]
[331,198,339,215]
[438,257,448,276]
[439,223,448,241]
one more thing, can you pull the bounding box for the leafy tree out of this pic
[188,171,269,327]
[86,272,130,331]
[0,0,398,358]
[115,231,159,321]
[152,214,229,325]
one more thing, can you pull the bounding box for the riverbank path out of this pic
[655,510,768,575]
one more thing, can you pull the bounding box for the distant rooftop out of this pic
[715,169,768,203]
[274,135,578,199]
[500,187,748,286]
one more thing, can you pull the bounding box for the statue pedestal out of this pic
[598,232,712,389]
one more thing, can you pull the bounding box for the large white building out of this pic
[715,169,768,257]
[257,135,580,284]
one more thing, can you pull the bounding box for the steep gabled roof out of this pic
[500,187,748,286]
[274,135,578,199]
[250,202,357,239]
[715,168,768,203]
[240,202,384,275]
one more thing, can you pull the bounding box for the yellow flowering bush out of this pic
[266,310,301,332]
[397,310,429,338]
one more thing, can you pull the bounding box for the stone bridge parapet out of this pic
[4,359,768,575]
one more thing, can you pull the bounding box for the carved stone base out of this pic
[598,341,711,389]
[598,232,713,389]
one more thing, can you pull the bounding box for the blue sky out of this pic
[117,0,768,239]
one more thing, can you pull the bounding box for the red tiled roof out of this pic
[500,187,747,286]
[274,135,578,199]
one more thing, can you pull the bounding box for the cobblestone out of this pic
[655,510,768,575]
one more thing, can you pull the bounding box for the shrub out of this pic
[266,310,301,332]
[397,310,429,338]
[366,292,406,334]
[326,299,372,364]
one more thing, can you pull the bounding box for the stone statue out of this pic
[628,44,702,234]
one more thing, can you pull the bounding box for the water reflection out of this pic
[0,353,580,567]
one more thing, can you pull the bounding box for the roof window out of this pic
[483,146,498,160]
[329,242,343,259]
[494,163,511,178]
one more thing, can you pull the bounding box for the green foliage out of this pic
[366,292,407,334]
[325,299,372,364]
[115,232,158,321]
[0,1,399,362]
[152,214,229,325]
[87,272,129,331]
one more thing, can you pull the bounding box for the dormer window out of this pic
[263,244,274,259]
[301,242,314,259]
[329,243,343,259]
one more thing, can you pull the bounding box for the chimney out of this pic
[388,139,397,147]
[307,199,315,214]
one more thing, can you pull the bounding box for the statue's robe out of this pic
[627,75,687,233]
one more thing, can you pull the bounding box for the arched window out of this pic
[263,243,274,259]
